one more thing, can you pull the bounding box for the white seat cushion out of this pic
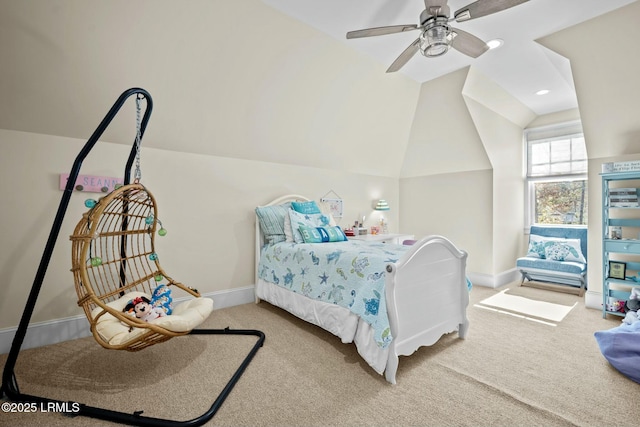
[91,292,214,347]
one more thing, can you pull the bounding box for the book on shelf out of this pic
[610,188,638,196]
[610,198,639,207]
[610,196,638,200]
[609,188,639,207]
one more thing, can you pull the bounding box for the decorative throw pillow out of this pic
[255,202,291,245]
[291,200,322,214]
[299,225,347,243]
[527,234,586,263]
[288,209,332,243]
[526,235,548,259]
[544,242,585,263]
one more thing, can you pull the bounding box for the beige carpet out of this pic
[1,283,637,427]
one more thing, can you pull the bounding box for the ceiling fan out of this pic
[346,0,529,73]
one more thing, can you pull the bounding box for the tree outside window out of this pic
[525,122,587,227]
[533,180,588,225]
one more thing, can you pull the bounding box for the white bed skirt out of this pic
[256,278,389,375]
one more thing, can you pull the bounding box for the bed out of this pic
[254,195,470,384]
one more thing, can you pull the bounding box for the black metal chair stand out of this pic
[1,88,265,427]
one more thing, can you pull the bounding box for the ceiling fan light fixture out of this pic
[420,18,451,58]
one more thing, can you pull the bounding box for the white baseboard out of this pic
[467,268,520,289]
[585,289,604,311]
[0,286,256,355]
[0,315,92,356]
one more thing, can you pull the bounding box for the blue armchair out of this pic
[516,225,588,296]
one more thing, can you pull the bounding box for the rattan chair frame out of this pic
[70,183,201,351]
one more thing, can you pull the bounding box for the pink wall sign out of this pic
[59,174,124,193]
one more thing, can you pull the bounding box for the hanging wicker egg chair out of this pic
[4,89,264,427]
[70,183,213,351]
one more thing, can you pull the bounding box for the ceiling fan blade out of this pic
[386,38,421,73]
[450,27,489,58]
[423,0,450,17]
[346,24,419,39]
[454,0,529,22]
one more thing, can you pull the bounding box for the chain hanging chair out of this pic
[1,88,265,427]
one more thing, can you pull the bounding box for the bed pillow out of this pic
[289,209,332,243]
[255,202,291,245]
[526,235,586,263]
[285,209,338,242]
[283,212,295,243]
[299,225,347,243]
[291,200,322,214]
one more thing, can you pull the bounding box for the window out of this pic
[525,121,588,227]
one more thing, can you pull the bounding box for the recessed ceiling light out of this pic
[536,89,550,95]
[486,39,503,50]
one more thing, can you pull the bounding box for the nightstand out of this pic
[348,233,414,245]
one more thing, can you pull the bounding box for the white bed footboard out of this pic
[255,195,469,384]
[384,235,469,384]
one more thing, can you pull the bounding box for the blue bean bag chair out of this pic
[594,321,640,384]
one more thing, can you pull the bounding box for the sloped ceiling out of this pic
[262,0,637,116]
[401,67,490,178]
[2,0,639,179]
[537,1,640,158]
[0,0,418,177]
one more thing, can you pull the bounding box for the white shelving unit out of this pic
[602,171,640,318]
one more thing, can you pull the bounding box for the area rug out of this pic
[475,288,577,325]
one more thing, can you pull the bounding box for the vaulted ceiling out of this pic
[263,0,637,116]
[1,0,638,178]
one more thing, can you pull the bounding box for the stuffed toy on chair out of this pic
[150,284,173,315]
[123,284,173,323]
[124,296,167,322]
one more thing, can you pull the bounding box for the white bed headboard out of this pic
[254,194,310,284]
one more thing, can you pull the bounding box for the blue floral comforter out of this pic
[258,240,410,348]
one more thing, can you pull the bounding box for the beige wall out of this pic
[537,1,640,307]
[538,1,640,160]
[462,68,533,276]
[399,69,494,277]
[464,98,525,274]
[0,0,419,177]
[0,0,416,331]
[399,66,531,279]
[399,170,493,274]
[400,68,491,178]
[0,129,398,329]
[2,0,640,334]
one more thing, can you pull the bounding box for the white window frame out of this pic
[524,120,587,230]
